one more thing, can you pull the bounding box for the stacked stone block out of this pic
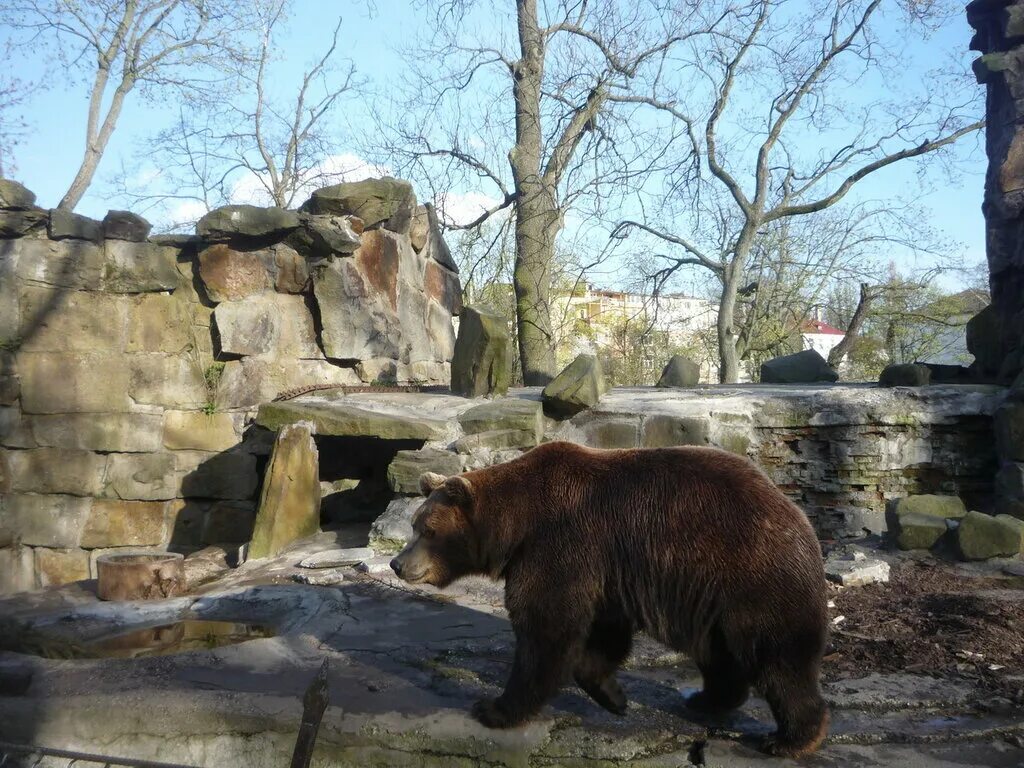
[0,176,460,593]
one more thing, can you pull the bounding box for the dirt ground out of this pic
[824,558,1024,705]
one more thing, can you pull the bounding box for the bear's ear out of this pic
[443,476,473,505]
[419,471,447,496]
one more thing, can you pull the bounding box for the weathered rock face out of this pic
[542,354,609,418]
[656,355,700,388]
[966,4,1024,536]
[248,424,321,560]
[0,177,460,594]
[760,349,838,384]
[968,4,1024,384]
[450,306,511,397]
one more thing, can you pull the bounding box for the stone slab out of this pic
[249,423,321,560]
[256,396,457,441]
[298,547,375,569]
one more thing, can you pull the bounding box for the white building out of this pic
[800,318,846,360]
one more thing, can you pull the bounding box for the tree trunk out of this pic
[827,282,873,368]
[509,0,558,385]
[513,190,559,384]
[717,273,741,383]
[59,80,132,211]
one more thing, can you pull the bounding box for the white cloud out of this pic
[166,199,209,226]
[228,152,391,208]
[436,189,505,228]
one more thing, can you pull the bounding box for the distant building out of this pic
[800,318,846,360]
[554,285,720,382]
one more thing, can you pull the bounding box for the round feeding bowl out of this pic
[96,552,185,601]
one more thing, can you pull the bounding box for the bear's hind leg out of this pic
[760,661,829,758]
[574,615,633,715]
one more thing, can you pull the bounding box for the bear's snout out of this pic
[389,557,404,578]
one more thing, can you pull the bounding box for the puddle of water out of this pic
[29,620,274,660]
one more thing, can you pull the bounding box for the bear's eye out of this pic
[422,526,436,539]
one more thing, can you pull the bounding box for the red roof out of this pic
[802,319,845,336]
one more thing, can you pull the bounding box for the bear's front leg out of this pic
[473,620,583,728]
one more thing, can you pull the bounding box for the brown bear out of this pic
[390,441,829,757]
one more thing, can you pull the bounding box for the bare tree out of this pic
[2,0,255,210]
[375,0,722,384]
[614,0,983,382]
[115,1,358,220]
[0,41,34,177]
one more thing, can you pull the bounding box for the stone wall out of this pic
[968,2,1024,523]
[558,385,1001,537]
[0,177,460,593]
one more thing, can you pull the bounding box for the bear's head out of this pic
[389,471,479,588]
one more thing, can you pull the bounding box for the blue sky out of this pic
[2,0,988,290]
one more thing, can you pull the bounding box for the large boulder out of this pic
[369,497,424,553]
[304,177,416,232]
[542,354,609,418]
[450,305,511,397]
[966,304,1003,379]
[0,179,36,209]
[656,355,700,388]
[958,510,1024,560]
[760,349,838,384]
[888,494,967,520]
[248,423,321,559]
[893,512,948,551]
[878,363,931,387]
[197,205,301,242]
[48,209,102,241]
[387,448,463,494]
[102,210,151,241]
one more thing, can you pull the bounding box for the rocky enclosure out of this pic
[0,177,461,592]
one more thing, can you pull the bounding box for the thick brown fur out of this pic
[391,441,830,757]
